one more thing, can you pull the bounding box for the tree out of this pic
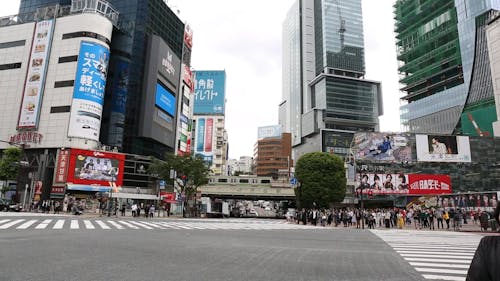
[294,152,346,209]
[0,147,22,199]
[149,153,210,217]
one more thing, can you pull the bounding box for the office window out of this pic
[58,55,78,63]
[50,106,71,113]
[0,40,26,49]
[54,80,74,88]
[0,62,21,70]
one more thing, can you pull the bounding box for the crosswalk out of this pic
[371,229,482,281]
[0,218,314,231]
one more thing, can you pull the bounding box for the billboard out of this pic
[156,38,181,87]
[352,132,413,163]
[66,149,125,188]
[54,149,70,183]
[258,125,282,140]
[195,117,214,165]
[155,82,176,116]
[356,173,452,195]
[194,71,226,115]
[182,64,194,90]
[18,19,55,129]
[407,192,498,212]
[416,135,471,162]
[68,41,110,141]
[184,24,193,50]
[460,106,496,136]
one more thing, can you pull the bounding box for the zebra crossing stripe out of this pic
[397,250,474,256]
[128,221,153,229]
[70,220,79,229]
[118,221,139,229]
[0,219,25,229]
[403,257,472,264]
[421,274,465,281]
[53,219,65,229]
[154,222,180,229]
[139,221,166,229]
[107,221,124,229]
[414,267,468,275]
[16,220,38,229]
[400,253,473,259]
[409,262,470,269]
[0,219,10,225]
[95,220,111,229]
[83,220,95,229]
[35,219,52,229]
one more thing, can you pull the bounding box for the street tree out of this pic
[294,152,346,209]
[149,153,210,217]
[0,147,22,199]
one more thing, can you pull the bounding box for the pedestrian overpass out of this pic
[198,176,296,201]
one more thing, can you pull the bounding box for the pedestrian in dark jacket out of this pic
[466,203,500,281]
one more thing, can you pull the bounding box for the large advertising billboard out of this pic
[352,132,413,163]
[407,192,499,212]
[416,135,471,162]
[66,149,125,188]
[194,71,226,115]
[18,19,55,129]
[68,41,110,141]
[356,173,452,195]
[155,82,176,116]
[195,117,214,164]
[258,125,282,140]
[460,106,496,137]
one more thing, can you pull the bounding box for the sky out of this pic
[1,0,401,159]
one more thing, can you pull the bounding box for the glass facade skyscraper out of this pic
[395,0,500,135]
[281,0,382,160]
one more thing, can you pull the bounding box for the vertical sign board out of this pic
[18,19,55,129]
[108,59,130,148]
[193,71,226,115]
[205,118,213,152]
[196,118,205,152]
[55,149,71,183]
[68,41,110,141]
[195,117,213,165]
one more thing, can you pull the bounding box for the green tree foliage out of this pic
[294,152,346,209]
[0,147,22,181]
[149,153,210,216]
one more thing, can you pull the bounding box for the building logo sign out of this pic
[55,149,70,183]
[17,19,55,129]
[68,41,110,141]
[193,71,226,115]
[9,131,43,144]
[161,51,176,76]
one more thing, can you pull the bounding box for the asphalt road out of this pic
[0,216,426,281]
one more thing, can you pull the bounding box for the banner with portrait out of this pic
[355,173,452,195]
[416,135,472,162]
[352,132,413,163]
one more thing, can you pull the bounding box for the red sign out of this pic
[66,149,125,187]
[183,24,193,49]
[34,181,43,195]
[55,149,70,183]
[50,186,65,195]
[408,174,452,195]
[160,191,176,203]
[204,118,213,152]
[183,64,194,90]
[9,131,43,144]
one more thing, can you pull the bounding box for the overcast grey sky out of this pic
[2,0,401,159]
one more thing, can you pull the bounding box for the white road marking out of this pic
[95,220,111,230]
[53,219,65,229]
[83,220,95,229]
[117,221,139,229]
[35,219,52,229]
[107,220,124,229]
[0,219,25,229]
[70,220,79,229]
[16,220,38,229]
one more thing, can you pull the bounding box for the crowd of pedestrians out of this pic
[291,206,493,231]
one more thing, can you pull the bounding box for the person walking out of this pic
[121,204,126,216]
[444,210,450,230]
[428,209,435,230]
[436,208,444,229]
[149,205,155,218]
[131,203,137,217]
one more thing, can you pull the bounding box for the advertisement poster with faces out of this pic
[68,41,109,141]
[18,19,55,128]
[66,149,125,187]
[416,135,472,162]
[356,173,452,195]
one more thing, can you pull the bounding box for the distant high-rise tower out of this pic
[280,0,383,160]
[395,0,500,136]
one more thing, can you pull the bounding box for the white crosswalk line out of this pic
[372,229,481,281]
[53,219,65,229]
[409,262,470,269]
[70,220,79,229]
[0,219,10,225]
[83,220,95,229]
[95,220,111,229]
[155,222,180,229]
[0,219,25,229]
[35,219,52,229]
[118,221,139,229]
[107,220,124,229]
[16,220,38,229]
[421,274,466,281]
[128,221,153,229]
[139,221,166,229]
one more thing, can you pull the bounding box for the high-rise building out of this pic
[192,70,228,175]
[19,0,188,159]
[280,0,383,161]
[395,0,500,135]
[254,133,292,178]
[227,156,254,175]
[487,15,500,136]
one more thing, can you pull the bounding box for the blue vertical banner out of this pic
[68,41,110,141]
[193,71,226,115]
[108,59,129,148]
[196,118,205,152]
